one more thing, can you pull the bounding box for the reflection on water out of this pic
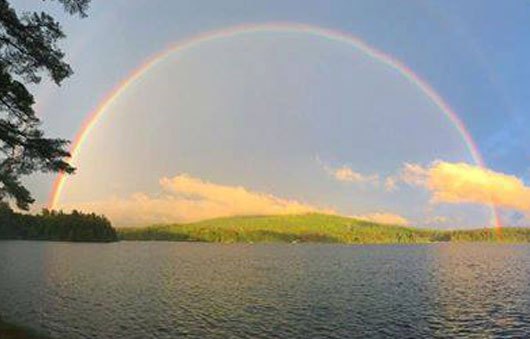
[431,244,530,337]
[1,241,530,338]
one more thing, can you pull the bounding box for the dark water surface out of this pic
[1,241,530,338]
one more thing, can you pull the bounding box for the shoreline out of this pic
[116,239,530,244]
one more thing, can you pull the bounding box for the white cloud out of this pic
[332,165,379,184]
[393,161,530,213]
[316,156,379,185]
[350,212,410,226]
[384,177,397,191]
[420,215,459,226]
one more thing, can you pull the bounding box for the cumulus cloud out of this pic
[350,213,410,226]
[315,156,379,185]
[428,162,530,210]
[58,174,334,227]
[384,177,397,191]
[333,165,379,184]
[323,163,379,185]
[394,161,530,213]
[393,163,430,188]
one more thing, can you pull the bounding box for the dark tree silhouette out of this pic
[0,202,118,242]
[0,0,90,209]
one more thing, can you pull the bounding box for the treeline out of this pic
[118,214,530,244]
[0,203,118,242]
[442,228,530,243]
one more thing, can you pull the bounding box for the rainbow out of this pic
[48,22,501,228]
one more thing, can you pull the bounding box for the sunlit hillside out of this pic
[118,213,530,244]
[118,213,436,243]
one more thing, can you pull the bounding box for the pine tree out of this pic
[0,0,90,209]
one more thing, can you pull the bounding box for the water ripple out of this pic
[1,242,530,338]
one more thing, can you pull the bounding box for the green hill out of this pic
[118,213,438,243]
[118,213,530,244]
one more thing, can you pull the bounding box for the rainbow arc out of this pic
[48,23,500,228]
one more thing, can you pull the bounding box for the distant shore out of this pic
[118,213,529,244]
[1,212,526,245]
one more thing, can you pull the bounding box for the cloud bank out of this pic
[396,161,530,213]
[57,161,529,228]
[58,174,334,227]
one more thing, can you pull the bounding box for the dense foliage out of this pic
[119,213,436,244]
[0,0,90,209]
[0,202,117,242]
[119,213,530,244]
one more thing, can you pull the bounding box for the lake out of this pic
[1,241,530,338]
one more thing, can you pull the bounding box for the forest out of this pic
[119,213,530,244]
[0,203,118,242]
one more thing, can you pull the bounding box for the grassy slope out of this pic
[119,213,441,244]
[118,213,530,244]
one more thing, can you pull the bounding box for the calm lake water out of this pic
[1,241,530,338]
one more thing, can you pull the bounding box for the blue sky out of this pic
[15,0,530,227]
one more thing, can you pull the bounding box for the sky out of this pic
[14,0,530,228]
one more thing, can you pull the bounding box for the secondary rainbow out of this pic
[48,22,500,228]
